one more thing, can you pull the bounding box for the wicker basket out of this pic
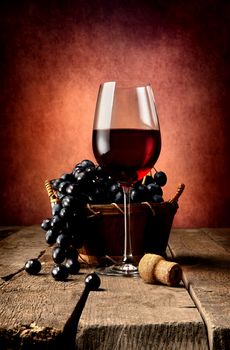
[45,180,184,264]
[79,183,185,263]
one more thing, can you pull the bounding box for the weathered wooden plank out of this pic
[169,228,230,350]
[0,226,23,241]
[0,247,89,349]
[0,225,46,279]
[202,228,230,252]
[0,226,209,349]
[0,256,208,349]
[76,275,208,349]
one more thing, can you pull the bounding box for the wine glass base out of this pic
[96,263,139,277]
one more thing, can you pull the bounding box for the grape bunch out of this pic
[130,170,167,203]
[25,159,167,280]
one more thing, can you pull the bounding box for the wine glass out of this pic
[92,82,161,276]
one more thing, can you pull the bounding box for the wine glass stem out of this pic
[122,186,134,264]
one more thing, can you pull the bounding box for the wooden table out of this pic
[0,226,229,349]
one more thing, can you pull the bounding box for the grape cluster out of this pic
[39,159,122,280]
[26,159,167,280]
[130,171,167,203]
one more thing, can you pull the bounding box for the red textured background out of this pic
[0,0,229,227]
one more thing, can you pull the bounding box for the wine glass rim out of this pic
[101,81,152,89]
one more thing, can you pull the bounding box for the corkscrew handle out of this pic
[169,183,185,203]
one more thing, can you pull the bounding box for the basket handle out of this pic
[45,180,59,206]
[169,183,185,204]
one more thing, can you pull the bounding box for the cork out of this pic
[138,253,182,287]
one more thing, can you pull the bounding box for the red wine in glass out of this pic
[93,128,161,185]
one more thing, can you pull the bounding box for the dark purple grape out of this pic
[85,272,101,291]
[109,183,122,194]
[58,181,71,194]
[95,165,105,178]
[62,195,75,208]
[60,173,75,182]
[130,184,150,202]
[65,258,80,275]
[51,215,63,230]
[45,229,58,245]
[113,190,124,203]
[62,194,87,209]
[79,159,95,169]
[153,171,167,187]
[152,194,163,203]
[75,171,88,185]
[66,183,79,196]
[56,233,70,248]
[72,160,95,181]
[59,207,71,220]
[51,264,69,281]
[41,218,52,231]
[143,175,155,186]
[74,170,96,194]
[107,182,122,202]
[147,183,163,196]
[72,166,83,177]
[52,246,66,264]
[51,179,61,191]
[85,165,96,178]
[25,259,41,275]
[52,203,62,216]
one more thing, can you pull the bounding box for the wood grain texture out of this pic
[0,247,88,349]
[169,228,230,350]
[0,226,209,349]
[0,225,46,278]
[76,275,208,349]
